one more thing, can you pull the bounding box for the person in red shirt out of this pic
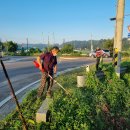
[37,46,60,98]
[95,47,104,71]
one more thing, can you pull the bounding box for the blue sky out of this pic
[0,0,129,44]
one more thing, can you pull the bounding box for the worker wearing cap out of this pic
[37,46,60,98]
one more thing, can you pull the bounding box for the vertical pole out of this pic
[53,32,55,44]
[0,60,28,130]
[48,36,50,52]
[114,0,125,78]
[26,38,28,52]
[91,34,93,52]
[63,39,65,44]
[42,32,44,44]
[114,1,118,49]
[42,32,44,51]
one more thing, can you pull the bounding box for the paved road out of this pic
[0,56,112,117]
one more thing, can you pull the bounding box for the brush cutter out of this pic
[33,60,70,95]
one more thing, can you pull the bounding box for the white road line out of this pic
[0,64,90,108]
[0,80,40,108]
[60,57,79,60]
[5,57,35,63]
[0,72,40,88]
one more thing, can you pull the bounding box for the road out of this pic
[0,56,111,118]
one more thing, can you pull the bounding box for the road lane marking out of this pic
[0,80,40,108]
[0,72,40,88]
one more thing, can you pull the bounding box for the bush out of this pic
[121,51,130,57]
[49,66,130,130]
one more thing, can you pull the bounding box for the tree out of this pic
[43,45,53,53]
[3,41,18,52]
[29,48,42,53]
[35,48,42,53]
[61,44,74,53]
[29,48,36,53]
[0,40,3,51]
[103,39,114,52]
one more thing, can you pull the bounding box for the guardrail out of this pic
[95,66,128,79]
[120,67,128,74]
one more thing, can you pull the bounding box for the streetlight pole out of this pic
[42,32,44,44]
[26,38,28,52]
[91,34,93,52]
[53,32,55,44]
[114,0,125,78]
[48,35,50,52]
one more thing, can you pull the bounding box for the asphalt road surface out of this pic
[0,56,112,118]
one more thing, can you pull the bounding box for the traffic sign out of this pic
[128,33,130,37]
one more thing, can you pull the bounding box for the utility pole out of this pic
[42,32,44,44]
[26,38,28,52]
[42,32,44,50]
[91,34,93,52]
[114,0,125,78]
[53,32,55,44]
[63,39,65,44]
[48,36,50,52]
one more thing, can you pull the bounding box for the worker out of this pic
[37,46,60,98]
[95,47,105,71]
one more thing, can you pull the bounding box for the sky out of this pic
[0,0,129,44]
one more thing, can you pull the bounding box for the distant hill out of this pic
[61,38,130,51]
[61,40,106,50]
[17,38,129,51]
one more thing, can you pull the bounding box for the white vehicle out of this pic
[89,49,110,58]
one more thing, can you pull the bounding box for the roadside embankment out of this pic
[0,60,130,129]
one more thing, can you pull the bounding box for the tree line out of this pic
[0,38,129,55]
[60,38,130,53]
[0,41,42,56]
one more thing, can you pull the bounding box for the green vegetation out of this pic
[0,90,44,130]
[1,38,130,57]
[0,60,130,130]
[60,44,89,57]
[121,51,130,57]
[63,38,130,51]
[2,41,18,56]
[48,64,130,130]
[61,44,74,53]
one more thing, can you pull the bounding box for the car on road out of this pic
[89,49,110,58]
